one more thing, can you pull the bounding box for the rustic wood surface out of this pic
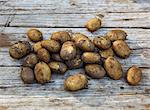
[0,0,150,110]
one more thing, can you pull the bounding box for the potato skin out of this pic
[60,41,76,60]
[85,18,101,32]
[27,29,43,42]
[104,57,122,80]
[37,48,50,63]
[51,31,71,44]
[34,62,51,84]
[51,53,63,62]
[99,48,114,59]
[9,41,31,59]
[64,73,88,91]
[41,40,60,53]
[93,36,111,49]
[65,55,83,69]
[33,42,42,53]
[85,64,106,79]
[113,40,131,58]
[82,52,100,63]
[21,67,35,84]
[72,33,95,51]
[48,61,67,74]
[126,66,142,85]
[23,53,38,68]
[106,30,127,41]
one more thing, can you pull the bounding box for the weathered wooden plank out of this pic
[0,12,150,27]
[0,0,150,14]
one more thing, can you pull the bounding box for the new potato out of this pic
[37,48,50,63]
[82,52,100,63]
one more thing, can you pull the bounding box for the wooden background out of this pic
[0,0,150,110]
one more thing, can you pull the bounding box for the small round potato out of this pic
[126,65,142,85]
[51,53,63,62]
[33,42,42,53]
[113,40,131,58]
[65,55,83,69]
[85,18,101,32]
[93,36,111,49]
[72,33,95,51]
[99,48,114,59]
[27,29,43,42]
[9,41,32,59]
[41,40,60,53]
[34,62,51,84]
[104,57,123,80]
[85,64,106,79]
[64,73,88,91]
[51,31,71,44]
[37,48,50,63]
[106,30,127,41]
[23,53,38,68]
[48,61,67,74]
[81,52,100,63]
[21,67,35,84]
[60,41,76,60]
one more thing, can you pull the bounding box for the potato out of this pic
[23,53,38,68]
[27,29,43,42]
[64,73,88,91]
[37,48,50,63]
[65,55,83,69]
[9,41,32,59]
[34,62,51,84]
[33,42,42,53]
[126,65,142,85]
[104,57,122,80]
[93,36,111,49]
[21,67,35,84]
[60,41,76,60]
[51,53,63,62]
[85,64,106,79]
[113,40,131,58]
[106,30,127,41]
[48,61,67,74]
[85,18,101,32]
[81,52,100,63]
[51,31,71,44]
[99,48,114,59]
[41,40,60,53]
[72,33,95,51]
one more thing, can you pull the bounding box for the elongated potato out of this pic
[99,48,114,59]
[41,40,60,53]
[60,41,76,60]
[65,55,83,69]
[106,30,127,41]
[104,57,122,80]
[64,73,88,91]
[85,64,106,79]
[93,36,111,49]
[51,53,63,62]
[33,42,42,53]
[48,61,67,74]
[34,62,51,84]
[9,41,32,59]
[21,67,35,84]
[85,18,101,32]
[23,53,38,68]
[72,33,95,51]
[126,66,142,85]
[27,29,43,42]
[37,48,50,63]
[113,40,131,58]
[82,52,100,63]
[51,31,71,44]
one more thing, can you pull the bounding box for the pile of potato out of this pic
[9,17,142,91]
